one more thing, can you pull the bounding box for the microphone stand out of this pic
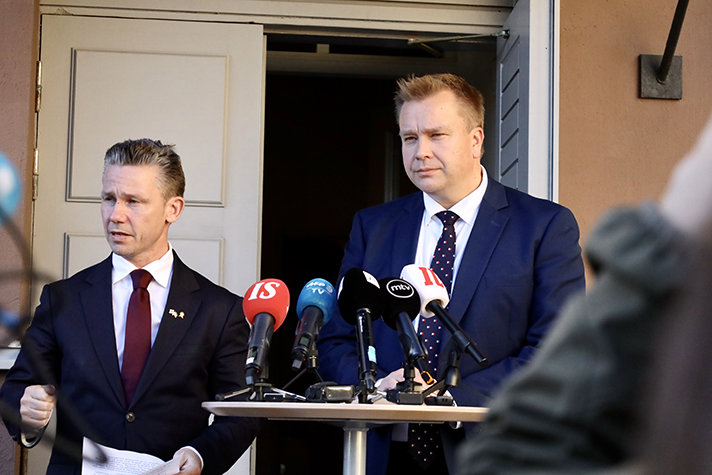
[218,370,274,402]
[283,340,324,391]
[386,356,426,405]
[220,356,308,403]
[421,348,459,406]
[355,309,377,403]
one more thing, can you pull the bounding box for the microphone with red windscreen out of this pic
[242,279,290,386]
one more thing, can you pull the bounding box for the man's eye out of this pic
[402,136,416,143]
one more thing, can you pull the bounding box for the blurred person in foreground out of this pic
[0,139,260,475]
[457,114,712,474]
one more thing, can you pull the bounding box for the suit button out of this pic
[126,412,136,422]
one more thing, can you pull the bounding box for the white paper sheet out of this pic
[82,438,164,475]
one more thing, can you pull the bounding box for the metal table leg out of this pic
[342,425,368,475]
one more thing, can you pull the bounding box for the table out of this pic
[203,400,488,475]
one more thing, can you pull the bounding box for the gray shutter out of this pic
[496,0,530,191]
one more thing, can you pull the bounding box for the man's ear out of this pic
[165,196,185,224]
[471,127,484,159]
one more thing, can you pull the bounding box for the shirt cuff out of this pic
[183,446,204,469]
[19,428,44,448]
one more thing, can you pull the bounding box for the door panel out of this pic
[35,15,263,293]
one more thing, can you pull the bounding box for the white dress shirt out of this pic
[111,245,174,371]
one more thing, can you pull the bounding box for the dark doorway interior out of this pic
[257,72,416,474]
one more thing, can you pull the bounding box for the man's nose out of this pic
[110,203,127,222]
[415,137,432,160]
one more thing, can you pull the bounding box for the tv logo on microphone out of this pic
[384,279,415,299]
[305,280,334,295]
[417,267,445,288]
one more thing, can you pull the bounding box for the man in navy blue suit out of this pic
[0,139,259,474]
[317,73,585,475]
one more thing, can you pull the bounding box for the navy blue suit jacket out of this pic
[0,252,260,475]
[317,177,585,474]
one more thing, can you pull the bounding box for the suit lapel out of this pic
[390,194,424,277]
[80,256,126,406]
[131,252,200,404]
[448,178,509,323]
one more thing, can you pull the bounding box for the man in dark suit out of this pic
[317,74,585,475]
[0,139,260,474]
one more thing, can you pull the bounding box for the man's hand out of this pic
[142,448,202,475]
[376,367,431,391]
[20,385,56,434]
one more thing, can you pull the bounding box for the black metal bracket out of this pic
[639,0,688,100]
[639,54,682,100]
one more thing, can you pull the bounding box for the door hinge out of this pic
[35,60,42,112]
[32,148,39,200]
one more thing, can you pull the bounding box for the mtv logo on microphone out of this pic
[384,279,415,299]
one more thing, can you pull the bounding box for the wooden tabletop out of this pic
[203,400,488,425]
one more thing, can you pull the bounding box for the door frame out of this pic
[38,0,558,200]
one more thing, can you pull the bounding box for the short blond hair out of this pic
[394,73,485,130]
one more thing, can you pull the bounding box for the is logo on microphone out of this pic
[246,280,282,300]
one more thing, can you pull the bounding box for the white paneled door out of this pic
[32,14,265,474]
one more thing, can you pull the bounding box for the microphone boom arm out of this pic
[425,301,488,367]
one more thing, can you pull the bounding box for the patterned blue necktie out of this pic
[408,210,459,469]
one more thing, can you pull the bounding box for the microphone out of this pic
[378,277,431,375]
[337,268,384,398]
[242,278,290,386]
[0,151,21,227]
[291,278,337,371]
[400,265,488,367]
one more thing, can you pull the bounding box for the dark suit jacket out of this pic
[0,252,260,475]
[317,177,586,474]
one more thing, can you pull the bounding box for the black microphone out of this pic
[401,265,488,368]
[291,278,337,371]
[379,277,429,368]
[242,279,290,386]
[337,268,384,399]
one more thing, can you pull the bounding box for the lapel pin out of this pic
[168,309,184,319]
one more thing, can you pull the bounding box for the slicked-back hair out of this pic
[103,138,185,199]
[394,73,485,130]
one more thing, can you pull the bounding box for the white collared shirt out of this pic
[112,245,174,371]
[412,166,488,329]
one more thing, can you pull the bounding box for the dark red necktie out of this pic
[409,210,459,470]
[121,269,153,404]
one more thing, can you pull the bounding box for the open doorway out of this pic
[259,33,496,474]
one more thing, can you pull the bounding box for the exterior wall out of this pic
[0,0,38,472]
[0,2,37,318]
[559,0,712,268]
